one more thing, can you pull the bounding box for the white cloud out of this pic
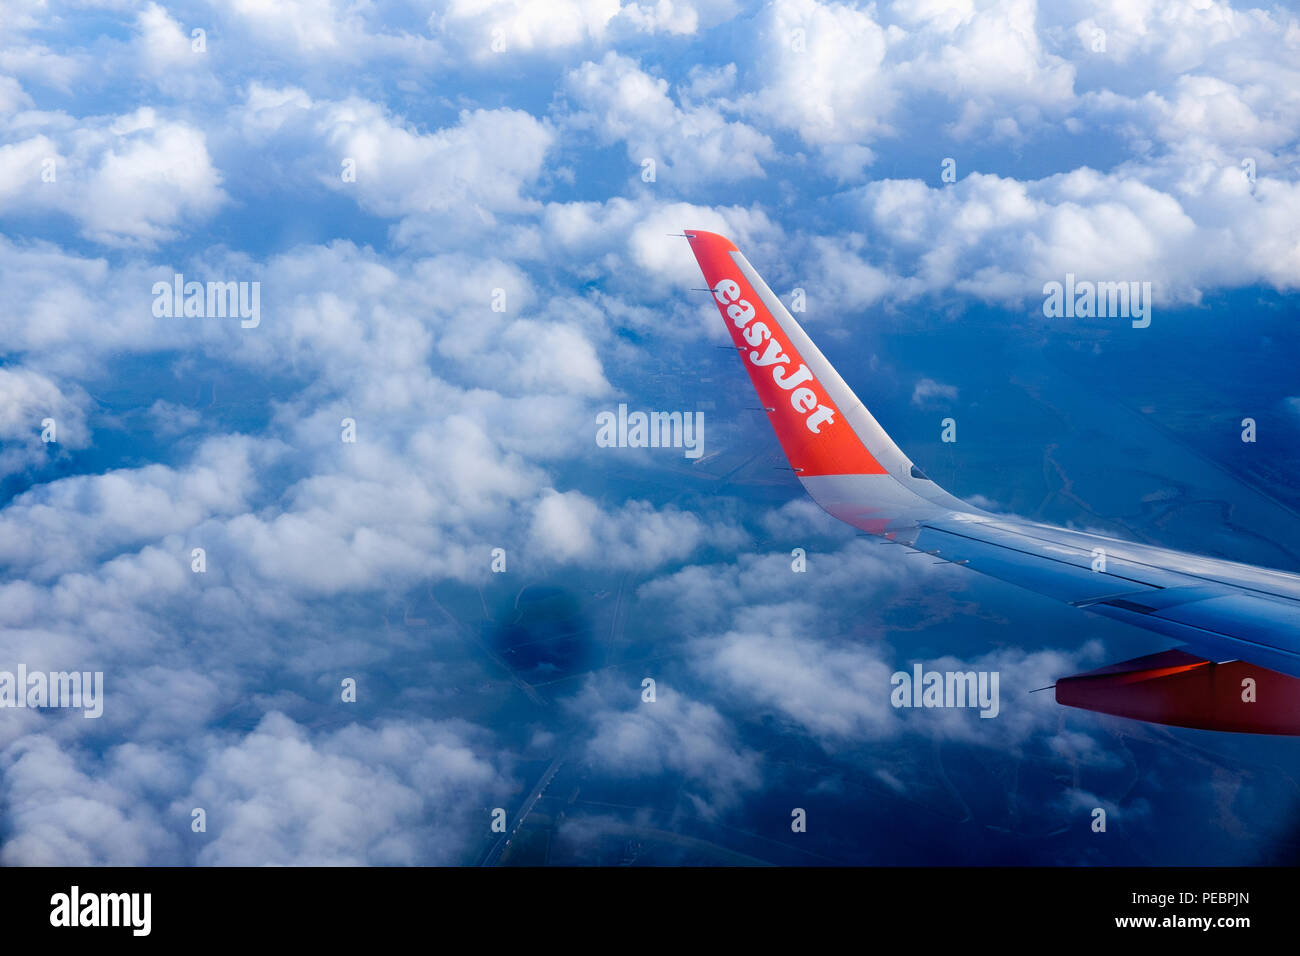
[147,399,202,438]
[0,107,225,245]
[319,101,553,219]
[912,376,959,406]
[562,52,775,184]
[136,2,198,71]
[188,713,509,865]
[237,85,554,236]
[439,0,623,54]
[435,0,740,57]
[0,367,91,478]
[698,623,902,742]
[0,75,32,114]
[569,681,762,816]
[528,489,744,570]
[840,164,1300,303]
[221,0,439,59]
[893,0,1078,137]
[0,433,259,579]
[0,713,512,865]
[0,735,178,865]
[738,0,893,149]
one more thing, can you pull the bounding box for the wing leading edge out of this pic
[685,228,1300,735]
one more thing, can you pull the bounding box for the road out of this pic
[480,756,564,866]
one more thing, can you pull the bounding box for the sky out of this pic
[0,0,1298,865]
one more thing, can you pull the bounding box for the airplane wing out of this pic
[685,229,1300,735]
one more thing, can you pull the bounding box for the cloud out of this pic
[0,735,178,865]
[438,0,623,55]
[697,621,902,742]
[0,75,32,114]
[147,400,202,438]
[638,539,920,633]
[0,107,225,245]
[0,433,259,580]
[527,489,745,570]
[891,0,1078,138]
[188,713,509,865]
[568,681,762,817]
[738,0,892,158]
[238,85,554,227]
[435,0,740,58]
[561,52,775,184]
[839,164,1300,304]
[219,0,439,60]
[0,713,512,865]
[0,367,91,478]
[911,377,959,406]
[134,3,204,72]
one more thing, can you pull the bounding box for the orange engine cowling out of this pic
[1056,649,1300,735]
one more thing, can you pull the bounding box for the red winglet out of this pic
[686,230,886,477]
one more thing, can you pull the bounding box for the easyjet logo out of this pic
[712,278,838,434]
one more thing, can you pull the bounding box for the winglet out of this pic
[685,230,886,477]
[686,229,971,532]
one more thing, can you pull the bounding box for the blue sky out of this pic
[0,0,1298,865]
